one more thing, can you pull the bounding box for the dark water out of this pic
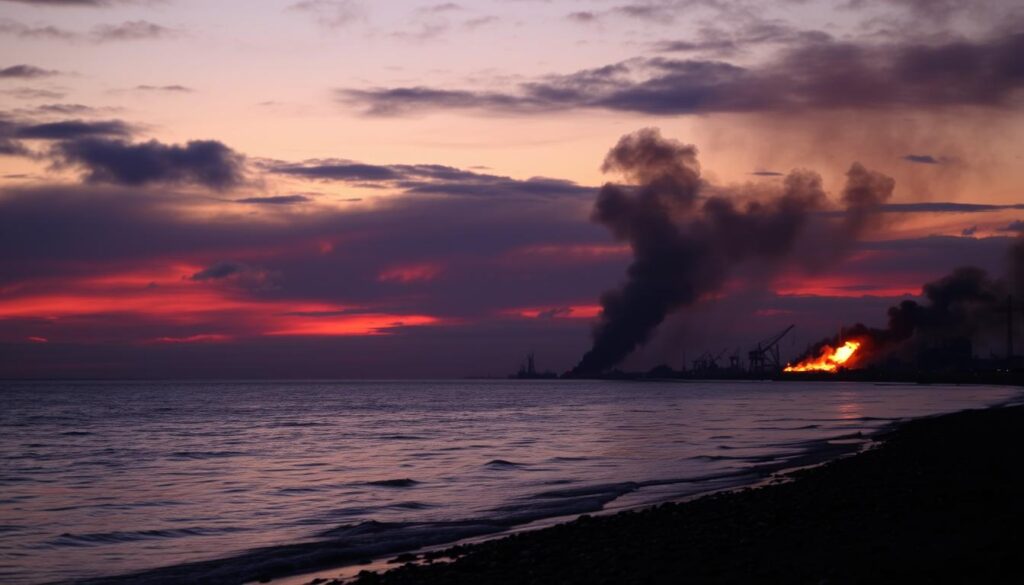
[0,380,1018,584]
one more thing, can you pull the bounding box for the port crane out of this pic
[692,347,730,372]
[748,325,795,376]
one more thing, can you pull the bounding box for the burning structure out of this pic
[785,260,1024,376]
[567,129,1024,381]
[785,340,862,373]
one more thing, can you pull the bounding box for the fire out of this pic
[784,340,862,373]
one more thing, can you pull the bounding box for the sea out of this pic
[0,380,1019,584]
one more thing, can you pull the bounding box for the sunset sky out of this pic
[1,0,1022,378]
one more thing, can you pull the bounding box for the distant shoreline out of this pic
[4,371,1023,385]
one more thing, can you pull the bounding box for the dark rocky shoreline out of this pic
[337,403,1024,585]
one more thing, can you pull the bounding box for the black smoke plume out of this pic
[571,128,893,376]
[796,236,1024,368]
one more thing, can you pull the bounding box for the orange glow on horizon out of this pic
[0,290,304,321]
[152,334,233,344]
[505,304,602,319]
[774,274,921,298]
[267,314,441,336]
[785,340,862,373]
[0,265,443,340]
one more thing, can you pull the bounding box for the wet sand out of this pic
[334,403,1024,584]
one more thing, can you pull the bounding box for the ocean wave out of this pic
[366,478,420,488]
[547,456,592,462]
[46,526,244,547]
[168,450,247,460]
[485,459,526,468]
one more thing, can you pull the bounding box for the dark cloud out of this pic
[0,0,103,4]
[401,174,588,199]
[571,128,892,375]
[903,154,940,164]
[751,170,784,176]
[421,2,461,13]
[341,87,535,115]
[567,11,598,23]
[1000,220,1024,232]
[14,119,132,139]
[190,261,282,291]
[0,116,132,155]
[91,20,176,42]
[0,0,146,4]
[341,61,636,116]
[340,32,1024,116]
[190,261,247,281]
[613,4,677,22]
[0,181,607,314]
[53,138,246,190]
[878,202,1024,213]
[0,19,77,40]
[134,84,193,92]
[268,159,592,199]
[289,0,363,28]
[657,20,832,56]
[0,117,22,153]
[271,161,402,181]
[0,0,166,6]
[391,21,449,42]
[31,103,100,115]
[845,0,1012,24]
[0,64,57,79]
[962,225,978,237]
[0,18,178,43]
[464,16,498,29]
[236,195,312,205]
[0,138,29,156]
[2,88,65,99]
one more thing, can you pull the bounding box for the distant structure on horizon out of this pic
[509,352,558,379]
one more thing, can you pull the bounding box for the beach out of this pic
[328,402,1024,585]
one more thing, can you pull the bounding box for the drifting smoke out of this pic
[571,129,894,376]
[796,236,1024,368]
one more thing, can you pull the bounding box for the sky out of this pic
[1,0,1022,378]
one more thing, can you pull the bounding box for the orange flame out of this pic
[784,340,862,373]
